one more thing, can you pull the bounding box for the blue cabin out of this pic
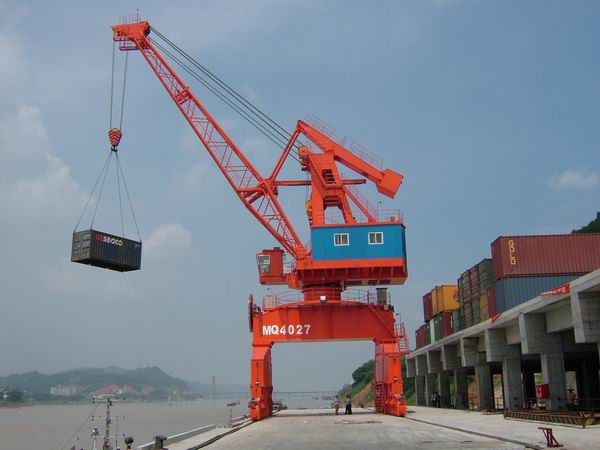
[311,223,406,262]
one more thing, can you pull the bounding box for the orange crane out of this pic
[111,16,410,421]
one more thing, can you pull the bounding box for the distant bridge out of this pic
[208,390,339,400]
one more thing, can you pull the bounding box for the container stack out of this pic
[489,234,600,313]
[415,284,458,349]
[413,233,600,350]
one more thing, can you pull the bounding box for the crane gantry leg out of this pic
[249,345,273,421]
[375,340,407,417]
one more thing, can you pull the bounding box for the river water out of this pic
[0,398,329,450]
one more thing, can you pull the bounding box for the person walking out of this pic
[567,389,577,411]
[345,395,352,415]
[333,398,340,415]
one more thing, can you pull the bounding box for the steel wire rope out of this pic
[116,153,125,237]
[109,41,116,129]
[60,401,101,450]
[148,37,301,164]
[151,27,297,148]
[73,150,113,232]
[148,38,290,151]
[116,153,142,241]
[90,151,114,229]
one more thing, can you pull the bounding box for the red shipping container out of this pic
[440,311,453,338]
[491,234,600,280]
[487,286,497,317]
[415,325,426,349]
[535,383,550,400]
[423,292,433,322]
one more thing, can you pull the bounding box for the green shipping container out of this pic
[452,309,462,332]
[478,258,494,294]
[433,314,442,342]
[425,321,431,345]
[472,297,481,325]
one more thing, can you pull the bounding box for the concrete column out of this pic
[427,350,443,374]
[415,376,426,406]
[439,371,451,407]
[475,353,493,410]
[425,373,437,407]
[406,357,416,378]
[502,344,524,411]
[579,360,600,411]
[441,345,460,371]
[454,368,469,409]
[460,337,478,367]
[571,290,600,344]
[520,313,566,410]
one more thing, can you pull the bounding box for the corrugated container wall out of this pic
[493,275,581,313]
[451,309,462,332]
[459,271,471,303]
[491,234,600,280]
[471,297,481,325]
[479,292,489,322]
[425,321,432,345]
[432,285,459,314]
[461,302,473,328]
[478,258,494,294]
[415,325,426,349]
[71,229,142,272]
[469,267,480,299]
[423,292,433,322]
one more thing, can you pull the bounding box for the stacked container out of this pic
[489,234,600,314]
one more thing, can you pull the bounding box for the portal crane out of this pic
[111,17,410,421]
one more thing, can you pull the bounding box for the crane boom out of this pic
[112,21,305,258]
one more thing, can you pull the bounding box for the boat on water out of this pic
[226,400,241,407]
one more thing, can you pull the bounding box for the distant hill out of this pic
[0,366,187,401]
[573,211,600,234]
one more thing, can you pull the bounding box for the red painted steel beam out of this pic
[251,302,396,346]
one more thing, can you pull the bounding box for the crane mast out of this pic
[111,16,410,422]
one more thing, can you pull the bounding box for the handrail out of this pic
[262,288,391,309]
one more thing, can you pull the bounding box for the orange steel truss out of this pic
[111,17,410,422]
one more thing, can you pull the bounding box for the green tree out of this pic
[573,212,600,234]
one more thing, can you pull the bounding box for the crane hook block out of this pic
[108,128,123,151]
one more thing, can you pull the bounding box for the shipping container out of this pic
[469,267,480,299]
[433,311,453,340]
[425,321,432,345]
[423,292,433,322]
[487,286,497,317]
[491,234,600,280]
[478,258,494,294]
[479,292,489,322]
[415,325,426,349]
[71,229,142,272]
[472,297,481,325]
[461,301,473,328]
[493,275,581,313]
[431,285,459,315]
[459,270,471,303]
[451,309,462,332]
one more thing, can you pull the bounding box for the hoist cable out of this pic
[149,37,301,164]
[116,153,125,237]
[119,51,129,130]
[109,41,116,129]
[149,37,288,150]
[90,151,113,229]
[60,402,101,450]
[151,28,294,141]
[150,28,303,158]
[74,150,112,232]
[116,154,142,241]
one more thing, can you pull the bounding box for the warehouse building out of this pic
[405,268,600,412]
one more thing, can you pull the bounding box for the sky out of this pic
[0,0,599,391]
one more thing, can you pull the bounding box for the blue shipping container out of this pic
[493,275,581,313]
[311,223,405,261]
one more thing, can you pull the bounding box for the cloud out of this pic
[548,168,599,190]
[145,222,193,256]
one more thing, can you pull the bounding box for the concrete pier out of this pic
[406,269,600,412]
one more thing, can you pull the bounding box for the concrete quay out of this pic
[406,269,600,412]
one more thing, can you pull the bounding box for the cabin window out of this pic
[257,254,271,273]
[368,232,384,245]
[333,233,350,246]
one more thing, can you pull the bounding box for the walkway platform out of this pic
[157,407,600,449]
